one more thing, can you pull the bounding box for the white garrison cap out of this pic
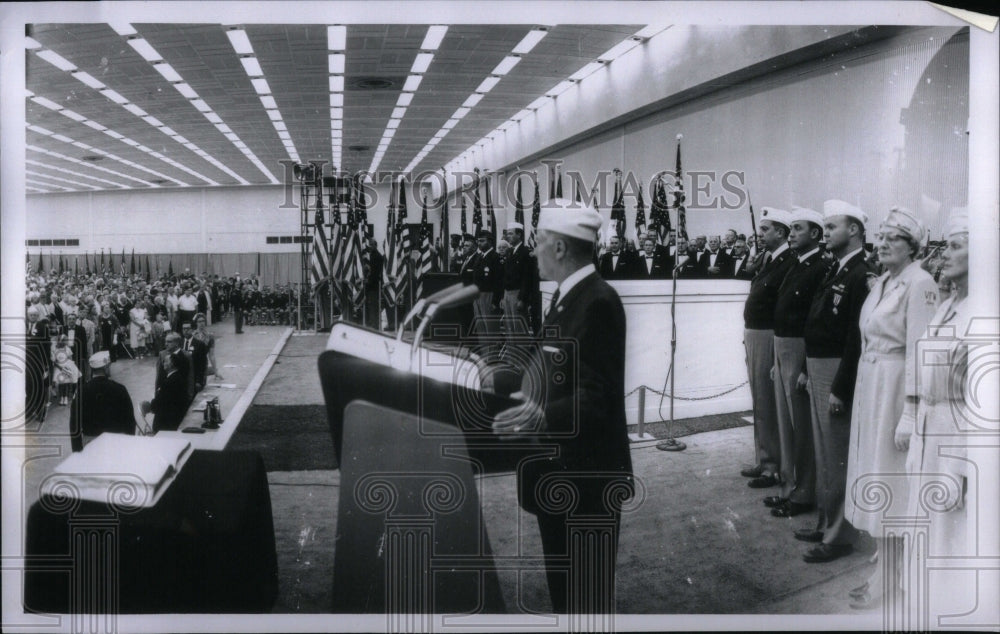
[789,206,824,227]
[882,207,925,244]
[759,206,792,228]
[89,350,111,369]
[823,199,869,226]
[506,221,524,231]
[947,207,969,237]
[537,198,603,243]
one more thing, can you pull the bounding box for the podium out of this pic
[318,322,535,614]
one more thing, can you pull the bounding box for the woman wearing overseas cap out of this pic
[842,207,938,609]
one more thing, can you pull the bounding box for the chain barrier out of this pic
[625,380,749,401]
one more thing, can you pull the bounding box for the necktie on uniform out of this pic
[545,288,561,318]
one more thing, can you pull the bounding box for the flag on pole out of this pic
[440,171,450,272]
[387,178,410,306]
[514,175,525,226]
[548,164,556,201]
[417,192,434,299]
[168,258,174,277]
[85,252,92,275]
[130,248,136,275]
[26,252,33,276]
[634,184,647,244]
[310,205,331,290]
[555,164,563,199]
[100,249,105,274]
[74,255,79,277]
[472,169,483,236]
[649,176,672,243]
[483,172,498,243]
[673,135,687,239]
[120,248,126,276]
[146,254,152,282]
[460,191,467,234]
[611,169,626,240]
[382,179,398,307]
[59,253,64,274]
[528,174,541,249]
[39,250,45,275]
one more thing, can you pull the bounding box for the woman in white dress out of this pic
[843,208,938,609]
[905,211,971,622]
[128,301,149,358]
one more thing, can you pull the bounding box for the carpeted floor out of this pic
[228,405,337,471]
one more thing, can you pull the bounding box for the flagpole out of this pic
[658,133,686,453]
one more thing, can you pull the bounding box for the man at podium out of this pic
[492,198,634,614]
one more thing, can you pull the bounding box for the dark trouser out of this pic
[536,509,621,615]
[177,310,196,329]
[364,287,381,330]
[234,309,243,333]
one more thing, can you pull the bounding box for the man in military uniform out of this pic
[797,199,874,563]
[70,351,138,451]
[501,221,533,341]
[767,207,829,517]
[472,229,503,357]
[741,208,797,488]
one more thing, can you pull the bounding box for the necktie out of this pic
[546,288,561,318]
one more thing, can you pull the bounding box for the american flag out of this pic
[417,192,434,300]
[611,169,626,240]
[483,172,497,242]
[310,206,331,291]
[385,178,410,306]
[472,169,483,236]
[673,136,687,240]
[26,252,33,276]
[460,192,467,234]
[649,176,672,243]
[634,184,647,244]
[528,174,540,249]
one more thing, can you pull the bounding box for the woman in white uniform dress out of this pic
[844,208,938,609]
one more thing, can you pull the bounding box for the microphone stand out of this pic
[657,219,686,453]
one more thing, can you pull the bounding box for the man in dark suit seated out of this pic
[597,235,636,279]
[633,236,670,279]
[492,198,633,614]
[698,235,733,278]
[141,350,189,433]
[70,351,138,451]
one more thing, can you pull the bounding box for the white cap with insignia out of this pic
[506,221,524,231]
[823,199,869,226]
[882,206,925,244]
[537,198,603,243]
[946,207,969,237]
[760,207,792,228]
[789,206,824,227]
[89,350,111,369]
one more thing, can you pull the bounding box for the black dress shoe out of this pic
[771,501,814,517]
[794,528,824,543]
[747,474,778,488]
[803,543,853,563]
[740,465,764,478]
[763,495,787,508]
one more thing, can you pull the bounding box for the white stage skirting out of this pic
[540,279,752,423]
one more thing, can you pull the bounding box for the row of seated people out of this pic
[598,233,757,280]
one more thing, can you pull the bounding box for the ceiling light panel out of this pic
[421,25,448,51]
[512,28,548,55]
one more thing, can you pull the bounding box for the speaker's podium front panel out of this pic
[319,323,534,614]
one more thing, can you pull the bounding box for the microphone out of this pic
[395,282,472,341]
[411,284,481,369]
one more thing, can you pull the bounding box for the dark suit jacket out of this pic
[503,243,533,302]
[150,369,190,432]
[743,248,797,329]
[365,249,384,291]
[458,252,479,286]
[729,253,754,280]
[181,336,209,388]
[674,252,700,279]
[155,348,191,395]
[196,291,210,315]
[597,250,637,280]
[697,249,733,279]
[632,252,670,279]
[516,271,634,515]
[70,376,136,451]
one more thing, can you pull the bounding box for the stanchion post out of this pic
[628,386,648,443]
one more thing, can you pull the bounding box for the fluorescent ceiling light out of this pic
[527,96,548,110]
[411,53,433,74]
[251,78,271,94]
[546,80,574,97]
[273,120,287,131]
[127,38,162,62]
[190,99,210,112]
[570,61,604,81]
[462,94,483,108]
[421,25,448,51]
[330,107,343,119]
[224,132,239,142]
[452,107,470,119]
[175,83,197,99]
[100,88,129,104]
[402,75,422,91]
[386,119,400,129]
[52,133,73,143]
[512,108,532,120]
[25,36,43,49]
[122,138,140,146]
[161,126,177,135]
[427,138,440,146]
[491,55,520,76]
[206,112,223,124]
[108,22,137,36]
[267,110,282,121]
[31,96,62,111]
[328,53,345,74]
[226,29,254,55]
[277,130,291,139]
[328,75,344,92]
[142,115,164,127]
[328,25,347,51]
[260,95,277,109]
[83,120,106,131]
[476,76,500,93]
[72,71,104,89]
[382,128,396,139]
[151,62,181,82]
[442,119,458,129]
[27,124,53,135]
[598,38,641,62]
[634,24,669,38]
[330,93,344,107]
[240,56,263,77]
[37,49,77,71]
[512,28,547,55]
[61,109,86,122]
[433,129,448,138]
[391,107,406,119]
[396,93,413,107]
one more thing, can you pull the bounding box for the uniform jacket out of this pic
[773,249,831,337]
[743,248,796,329]
[473,249,504,305]
[804,250,874,402]
[70,376,137,451]
[516,271,634,515]
[503,243,534,303]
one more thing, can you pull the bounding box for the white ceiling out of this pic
[25,23,644,193]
